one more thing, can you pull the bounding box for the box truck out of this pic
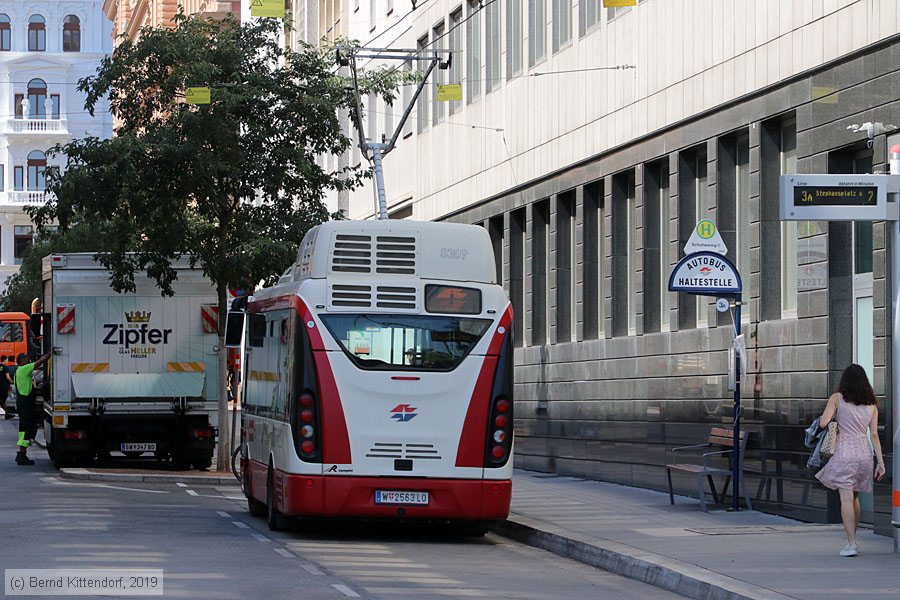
[41,254,220,469]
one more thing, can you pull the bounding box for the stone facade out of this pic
[102,0,240,44]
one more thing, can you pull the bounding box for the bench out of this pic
[666,427,753,512]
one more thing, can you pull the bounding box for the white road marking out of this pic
[216,511,231,518]
[231,521,249,529]
[185,490,199,496]
[273,548,294,558]
[176,483,188,488]
[39,478,168,494]
[299,563,324,576]
[251,533,270,542]
[332,584,360,598]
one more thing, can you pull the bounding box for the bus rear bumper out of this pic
[279,473,512,520]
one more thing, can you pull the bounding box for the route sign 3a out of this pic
[780,173,899,221]
[683,219,727,255]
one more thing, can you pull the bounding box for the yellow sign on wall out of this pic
[251,0,285,18]
[437,84,462,102]
[185,87,211,105]
[603,0,637,7]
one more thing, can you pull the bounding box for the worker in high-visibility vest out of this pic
[15,352,49,466]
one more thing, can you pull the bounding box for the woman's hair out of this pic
[837,364,877,406]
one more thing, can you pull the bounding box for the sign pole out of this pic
[732,295,742,512]
[890,145,900,553]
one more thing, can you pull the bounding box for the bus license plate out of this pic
[374,490,429,506]
[121,443,156,452]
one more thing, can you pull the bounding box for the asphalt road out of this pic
[0,417,681,599]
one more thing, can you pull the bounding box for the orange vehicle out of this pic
[0,312,29,366]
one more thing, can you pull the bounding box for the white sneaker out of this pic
[839,544,858,557]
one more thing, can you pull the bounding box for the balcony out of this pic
[6,118,68,135]
[0,191,54,206]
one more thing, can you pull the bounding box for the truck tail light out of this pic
[191,428,215,439]
[62,430,87,440]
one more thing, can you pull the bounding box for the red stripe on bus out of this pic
[455,355,498,468]
[486,305,514,356]
[894,490,900,508]
[294,296,352,464]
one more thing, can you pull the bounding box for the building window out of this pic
[27,150,46,191]
[643,161,669,334]
[780,121,798,315]
[432,21,445,125]
[529,0,546,66]
[0,165,4,192]
[369,0,376,31]
[607,5,630,20]
[449,10,463,114]
[0,14,10,51]
[552,0,571,52]
[14,226,33,265]
[695,150,709,327]
[510,208,525,346]
[580,0,601,35]
[466,1,481,103]
[416,36,429,133]
[485,1,501,92]
[852,152,874,275]
[735,135,751,283]
[612,171,636,336]
[28,15,46,52]
[507,0,523,79]
[532,199,549,345]
[63,15,81,52]
[583,181,603,339]
[51,94,60,119]
[13,167,23,191]
[27,79,47,119]
[556,191,575,342]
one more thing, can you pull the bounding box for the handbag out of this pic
[820,422,838,458]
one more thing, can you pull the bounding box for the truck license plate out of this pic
[374,490,429,505]
[121,443,156,452]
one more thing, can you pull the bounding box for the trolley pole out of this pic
[890,144,900,553]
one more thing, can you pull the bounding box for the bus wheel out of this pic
[266,465,286,531]
[245,467,265,518]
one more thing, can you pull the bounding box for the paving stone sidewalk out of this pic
[499,470,898,600]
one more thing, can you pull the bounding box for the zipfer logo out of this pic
[390,404,417,422]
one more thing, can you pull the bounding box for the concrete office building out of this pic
[0,0,113,291]
[305,1,900,535]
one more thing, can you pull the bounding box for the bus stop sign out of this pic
[668,251,742,296]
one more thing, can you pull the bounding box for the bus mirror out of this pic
[248,313,266,348]
[224,311,244,348]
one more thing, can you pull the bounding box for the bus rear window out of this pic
[321,314,492,371]
[0,322,24,342]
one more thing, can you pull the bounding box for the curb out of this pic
[492,518,795,600]
[59,468,239,486]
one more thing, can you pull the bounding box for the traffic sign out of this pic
[437,84,462,102]
[683,219,727,255]
[185,87,211,105]
[716,298,730,313]
[251,0,285,18]
[668,251,741,295]
[780,173,898,221]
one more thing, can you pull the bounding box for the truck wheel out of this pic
[191,457,212,471]
[266,466,287,531]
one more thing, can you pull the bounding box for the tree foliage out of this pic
[29,13,401,303]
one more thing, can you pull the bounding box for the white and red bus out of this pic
[234,219,514,530]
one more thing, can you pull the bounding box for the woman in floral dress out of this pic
[815,364,886,557]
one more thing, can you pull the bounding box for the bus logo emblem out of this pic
[390,404,418,422]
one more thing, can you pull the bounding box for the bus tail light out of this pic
[485,394,512,466]
[297,388,321,461]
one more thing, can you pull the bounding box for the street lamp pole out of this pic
[890,144,900,553]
